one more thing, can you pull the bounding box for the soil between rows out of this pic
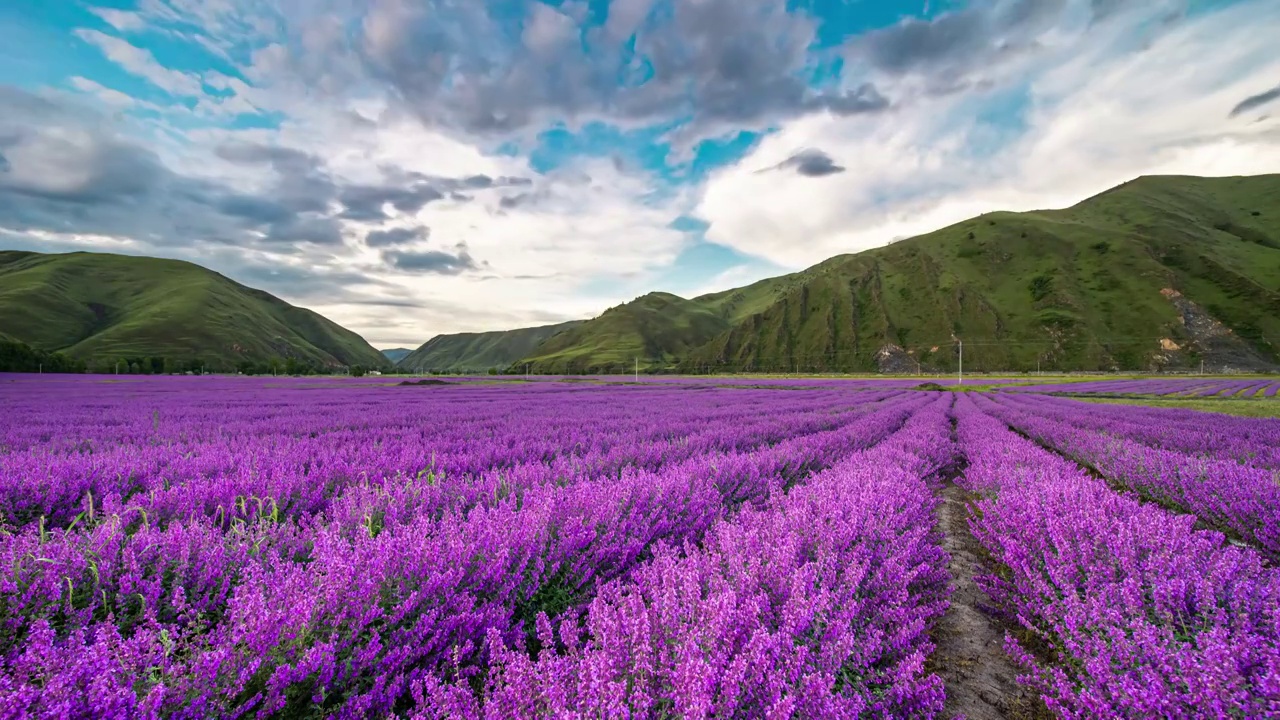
[930,480,1051,720]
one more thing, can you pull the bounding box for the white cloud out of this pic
[0,229,147,260]
[327,156,691,345]
[696,0,1280,269]
[680,263,783,301]
[75,29,206,98]
[68,76,143,109]
[88,7,148,33]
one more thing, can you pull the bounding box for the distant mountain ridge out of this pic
[397,320,584,372]
[381,348,413,363]
[8,174,1278,375]
[0,250,388,369]
[511,292,730,374]
[490,174,1279,374]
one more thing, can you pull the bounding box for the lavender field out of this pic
[2,375,1278,718]
[1012,377,1280,397]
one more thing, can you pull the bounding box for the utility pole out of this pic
[634,357,638,382]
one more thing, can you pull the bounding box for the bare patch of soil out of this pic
[929,481,1052,720]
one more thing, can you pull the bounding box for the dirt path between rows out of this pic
[930,481,1050,720]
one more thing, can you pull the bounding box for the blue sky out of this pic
[1,0,1278,347]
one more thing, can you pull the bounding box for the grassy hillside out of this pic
[517,293,729,373]
[503,174,1279,374]
[683,174,1280,373]
[0,251,388,369]
[398,320,584,372]
[690,272,807,327]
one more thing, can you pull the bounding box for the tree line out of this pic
[0,340,88,373]
[0,339,385,376]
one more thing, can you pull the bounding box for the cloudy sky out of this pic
[1,0,1278,348]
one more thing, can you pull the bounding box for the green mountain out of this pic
[516,292,730,374]
[381,348,413,364]
[515,174,1280,373]
[398,320,584,372]
[0,250,388,370]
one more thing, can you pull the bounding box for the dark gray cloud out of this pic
[336,174,529,221]
[847,0,1069,88]
[619,0,892,134]
[0,87,550,261]
[366,226,429,247]
[0,87,507,256]
[498,193,532,210]
[229,259,382,300]
[766,149,845,177]
[397,172,533,192]
[264,216,345,245]
[1230,84,1280,118]
[0,89,350,251]
[215,141,321,175]
[857,11,993,76]
[844,0,1173,94]
[217,194,296,224]
[0,89,165,204]
[0,90,219,241]
[270,0,889,145]
[338,183,445,221]
[215,140,338,216]
[383,246,480,275]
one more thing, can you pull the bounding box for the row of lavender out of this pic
[984,393,1280,559]
[1010,377,1280,397]
[991,392,1280,467]
[423,395,958,718]
[954,394,1280,716]
[1,378,890,527]
[0,376,956,717]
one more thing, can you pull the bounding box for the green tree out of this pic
[0,340,87,374]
